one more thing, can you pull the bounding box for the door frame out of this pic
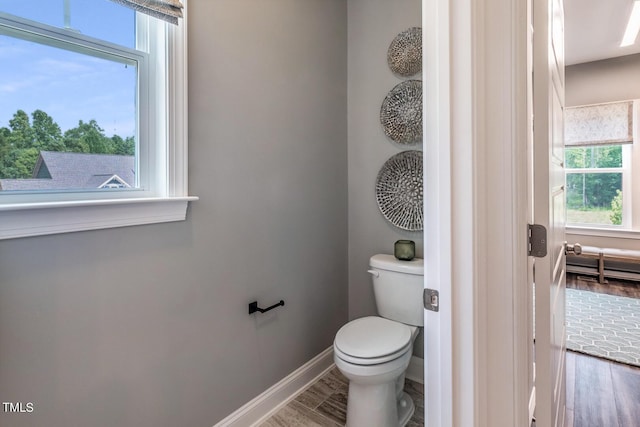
[423,0,533,425]
[422,0,453,425]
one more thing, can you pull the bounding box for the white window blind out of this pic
[110,0,183,24]
[565,101,633,147]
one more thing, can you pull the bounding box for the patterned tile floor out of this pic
[259,367,424,426]
[566,288,640,367]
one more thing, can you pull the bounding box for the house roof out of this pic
[0,151,135,191]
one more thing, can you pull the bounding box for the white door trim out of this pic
[423,0,453,425]
[423,0,531,425]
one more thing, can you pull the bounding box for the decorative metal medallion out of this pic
[375,150,423,231]
[380,80,422,145]
[387,27,422,77]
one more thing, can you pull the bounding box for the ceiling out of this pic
[565,0,640,65]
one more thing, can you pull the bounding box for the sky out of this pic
[0,0,137,137]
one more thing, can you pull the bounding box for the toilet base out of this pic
[397,391,415,427]
[344,382,415,427]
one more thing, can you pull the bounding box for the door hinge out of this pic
[424,288,439,312]
[528,224,547,258]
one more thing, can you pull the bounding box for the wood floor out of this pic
[260,274,637,427]
[566,350,640,427]
[261,353,640,427]
[565,274,640,426]
[259,367,424,426]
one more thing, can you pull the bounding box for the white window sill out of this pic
[0,196,198,240]
[566,225,640,240]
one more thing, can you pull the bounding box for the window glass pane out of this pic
[565,145,623,169]
[0,35,138,192]
[0,0,135,49]
[566,172,623,225]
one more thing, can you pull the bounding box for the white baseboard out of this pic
[406,355,425,384]
[213,346,335,427]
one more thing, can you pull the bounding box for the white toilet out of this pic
[333,254,424,427]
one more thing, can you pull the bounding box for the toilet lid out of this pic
[334,316,412,359]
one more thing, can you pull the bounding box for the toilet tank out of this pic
[369,254,424,327]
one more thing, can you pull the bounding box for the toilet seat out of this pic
[334,316,413,366]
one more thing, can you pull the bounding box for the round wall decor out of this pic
[387,27,422,77]
[380,80,422,145]
[375,150,423,231]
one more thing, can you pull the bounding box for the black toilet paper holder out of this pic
[248,299,285,315]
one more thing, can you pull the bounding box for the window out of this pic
[565,101,635,230]
[0,0,195,239]
[565,145,627,226]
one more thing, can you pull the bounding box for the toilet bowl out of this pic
[334,316,420,427]
[333,255,423,427]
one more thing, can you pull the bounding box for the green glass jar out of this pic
[394,240,415,261]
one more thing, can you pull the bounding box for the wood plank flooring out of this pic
[566,274,640,426]
[264,354,636,427]
[259,367,424,426]
[566,350,640,427]
[261,275,637,427]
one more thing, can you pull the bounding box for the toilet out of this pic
[333,254,424,427]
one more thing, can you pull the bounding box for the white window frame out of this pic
[0,0,196,240]
[566,99,640,238]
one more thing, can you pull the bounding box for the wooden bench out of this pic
[566,245,640,284]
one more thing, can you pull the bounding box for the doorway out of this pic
[563,0,640,424]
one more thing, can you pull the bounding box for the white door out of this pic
[532,0,567,426]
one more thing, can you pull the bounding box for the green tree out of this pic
[566,145,622,169]
[63,119,112,153]
[0,127,10,178]
[7,110,34,149]
[62,125,89,153]
[610,190,623,225]
[111,135,135,155]
[0,127,9,157]
[0,109,135,180]
[0,148,39,178]
[567,173,621,210]
[566,145,623,211]
[31,110,64,151]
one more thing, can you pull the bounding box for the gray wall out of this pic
[347,0,423,355]
[0,1,348,426]
[566,53,640,107]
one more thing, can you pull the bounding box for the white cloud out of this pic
[36,58,94,74]
[0,37,29,57]
[0,81,30,93]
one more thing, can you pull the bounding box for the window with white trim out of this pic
[0,0,195,240]
[565,100,636,229]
